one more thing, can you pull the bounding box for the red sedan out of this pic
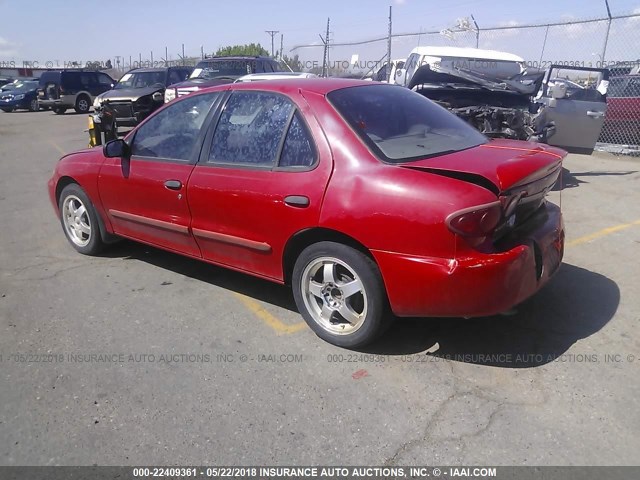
[48,79,566,348]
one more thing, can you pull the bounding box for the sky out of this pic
[1,0,639,67]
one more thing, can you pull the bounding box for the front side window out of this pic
[131,92,218,161]
[328,84,486,163]
[97,73,113,86]
[208,91,294,166]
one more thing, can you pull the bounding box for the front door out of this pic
[98,91,222,256]
[187,90,333,281]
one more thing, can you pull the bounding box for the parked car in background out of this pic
[405,51,609,154]
[599,74,640,145]
[0,80,41,112]
[93,66,192,127]
[164,56,281,102]
[372,58,406,84]
[1,77,39,92]
[234,72,317,83]
[396,46,525,87]
[38,70,115,114]
[49,79,565,348]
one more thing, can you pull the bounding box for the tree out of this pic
[280,54,302,72]
[215,43,269,57]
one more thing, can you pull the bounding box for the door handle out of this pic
[284,195,310,208]
[586,110,605,118]
[164,180,182,190]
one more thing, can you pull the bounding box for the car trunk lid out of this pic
[400,139,565,193]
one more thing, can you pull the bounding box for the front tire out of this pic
[292,241,391,348]
[1,107,14,113]
[58,184,105,255]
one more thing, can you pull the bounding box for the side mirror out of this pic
[549,83,567,99]
[103,139,129,158]
[152,91,163,102]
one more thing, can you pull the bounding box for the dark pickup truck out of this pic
[164,56,281,102]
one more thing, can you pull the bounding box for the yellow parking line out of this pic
[49,140,65,155]
[567,219,640,247]
[234,292,306,334]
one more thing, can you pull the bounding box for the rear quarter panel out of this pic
[302,89,497,260]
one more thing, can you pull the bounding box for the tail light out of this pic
[446,201,503,237]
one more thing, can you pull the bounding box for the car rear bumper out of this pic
[372,203,564,317]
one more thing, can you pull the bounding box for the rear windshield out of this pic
[328,84,486,163]
[39,72,61,86]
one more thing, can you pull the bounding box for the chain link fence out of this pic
[291,13,640,150]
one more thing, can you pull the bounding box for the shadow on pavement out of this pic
[101,242,618,367]
[364,263,619,367]
[101,240,298,312]
[554,167,637,190]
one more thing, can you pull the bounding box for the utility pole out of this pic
[182,44,185,65]
[602,0,612,64]
[387,5,392,82]
[265,30,279,57]
[280,34,284,60]
[320,18,330,77]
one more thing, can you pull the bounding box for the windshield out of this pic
[190,60,253,79]
[115,71,166,89]
[328,84,487,163]
[13,81,38,91]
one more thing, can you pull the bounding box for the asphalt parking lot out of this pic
[1,110,639,466]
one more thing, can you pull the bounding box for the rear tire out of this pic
[58,184,105,255]
[29,98,39,112]
[292,241,392,348]
[74,95,90,113]
[53,107,66,114]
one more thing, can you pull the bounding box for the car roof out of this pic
[409,46,524,63]
[199,56,274,61]
[196,77,383,96]
[126,67,173,73]
[235,72,318,82]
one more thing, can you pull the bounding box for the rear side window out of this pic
[208,91,294,167]
[328,84,486,163]
[279,112,316,167]
[39,72,60,87]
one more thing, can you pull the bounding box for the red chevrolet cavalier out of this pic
[48,79,565,347]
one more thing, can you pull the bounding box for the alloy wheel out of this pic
[300,256,368,335]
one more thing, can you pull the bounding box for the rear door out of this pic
[538,65,609,153]
[187,89,333,281]
[98,92,222,256]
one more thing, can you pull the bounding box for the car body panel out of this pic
[536,65,610,153]
[49,79,566,320]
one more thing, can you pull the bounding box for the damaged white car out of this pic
[397,47,609,154]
